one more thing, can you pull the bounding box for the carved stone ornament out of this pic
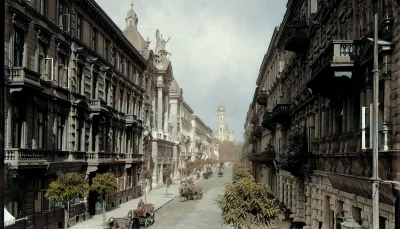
[10,8,31,30]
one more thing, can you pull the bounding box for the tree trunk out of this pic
[102,195,106,229]
[64,202,69,229]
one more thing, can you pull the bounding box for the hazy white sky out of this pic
[95,0,286,142]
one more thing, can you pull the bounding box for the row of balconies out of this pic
[4,148,143,168]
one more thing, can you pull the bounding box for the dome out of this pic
[123,4,147,53]
[217,105,225,112]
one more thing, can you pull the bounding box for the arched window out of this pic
[128,19,133,28]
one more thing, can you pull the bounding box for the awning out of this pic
[4,208,16,227]
[328,174,395,205]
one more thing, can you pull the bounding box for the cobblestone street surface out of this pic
[70,177,204,229]
[150,166,232,229]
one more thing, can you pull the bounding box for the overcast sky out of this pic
[95,0,286,142]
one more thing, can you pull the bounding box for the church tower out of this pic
[215,105,234,142]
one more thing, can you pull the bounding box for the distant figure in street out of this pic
[138,199,145,210]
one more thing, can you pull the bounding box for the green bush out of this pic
[232,165,252,183]
[216,175,281,229]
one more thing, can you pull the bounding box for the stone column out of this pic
[346,97,353,135]
[95,123,99,153]
[151,142,158,189]
[327,107,332,138]
[304,182,312,229]
[6,105,12,148]
[314,107,319,140]
[157,86,163,131]
[332,106,337,136]
[341,100,347,136]
[21,121,27,149]
[88,119,93,152]
[80,118,86,152]
[173,145,178,179]
[321,105,326,140]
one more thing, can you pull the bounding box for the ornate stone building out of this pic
[122,3,176,189]
[214,105,235,142]
[4,0,150,228]
[191,116,214,161]
[245,0,400,228]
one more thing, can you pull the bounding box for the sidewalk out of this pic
[70,178,204,229]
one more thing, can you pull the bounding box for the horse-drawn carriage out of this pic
[128,201,155,228]
[179,180,203,201]
[108,200,155,229]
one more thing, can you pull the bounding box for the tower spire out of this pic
[131,0,134,9]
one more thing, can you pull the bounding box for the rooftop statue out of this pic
[155,29,171,63]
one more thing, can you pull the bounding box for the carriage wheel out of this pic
[144,218,149,228]
[151,212,155,225]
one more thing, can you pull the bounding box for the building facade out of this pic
[191,116,214,161]
[4,0,149,228]
[245,0,400,228]
[214,105,235,142]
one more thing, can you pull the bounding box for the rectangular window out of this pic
[76,14,82,39]
[92,72,98,99]
[38,42,47,76]
[37,110,45,149]
[56,115,64,150]
[13,27,25,67]
[76,63,83,94]
[91,28,97,51]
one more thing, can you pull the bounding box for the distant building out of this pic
[213,105,235,142]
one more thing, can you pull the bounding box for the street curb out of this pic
[154,178,205,212]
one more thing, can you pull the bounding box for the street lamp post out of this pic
[371,1,380,229]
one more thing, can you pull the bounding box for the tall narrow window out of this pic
[57,53,67,87]
[76,14,82,39]
[56,115,64,150]
[112,85,117,109]
[92,72,98,99]
[120,89,124,111]
[13,27,25,67]
[39,0,46,15]
[38,42,47,76]
[91,28,97,51]
[37,110,45,149]
[77,110,84,151]
[57,0,65,27]
[105,80,110,104]
[76,63,83,94]
[127,95,130,114]
[104,39,109,61]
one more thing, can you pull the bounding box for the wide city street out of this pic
[151,166,232,229]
